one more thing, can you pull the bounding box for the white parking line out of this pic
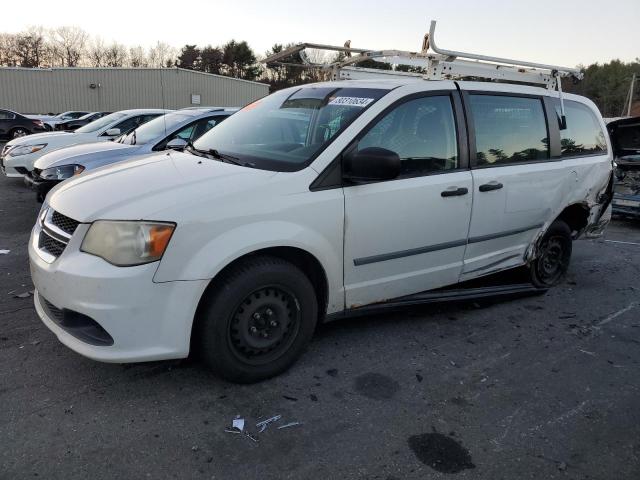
[604,239,640,246]
[595,302,639,328]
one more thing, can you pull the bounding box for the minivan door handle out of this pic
[441,187,469,197]
[479,181,503,192]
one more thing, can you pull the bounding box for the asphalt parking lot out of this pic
[1,172,639,480]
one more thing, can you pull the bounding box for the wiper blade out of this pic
[183,145,254,168]
[193,147,254,168]
[180,143,203,157]
[207,148,243,165]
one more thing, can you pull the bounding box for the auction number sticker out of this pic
[328,96,375,107]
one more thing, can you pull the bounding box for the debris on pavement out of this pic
[0,250,10,254]
[13,291,32,299]
[256,414,281,433]
[579,349,596,356]
[232,416,245,432]
[277,422,301,430]
[225,413,300,442]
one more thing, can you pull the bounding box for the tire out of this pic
[195,255,318,383]
[530,220,572,288]
[10,128,28,138]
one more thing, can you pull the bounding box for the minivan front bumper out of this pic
[29,220,209,363]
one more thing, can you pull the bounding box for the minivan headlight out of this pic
[39,164,85,180]
[9,144,47,157]
[81,221,176,266]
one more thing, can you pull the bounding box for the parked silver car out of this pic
[31,107,238,201]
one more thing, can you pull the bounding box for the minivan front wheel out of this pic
[530,220,572,288]
[195,255,318,383]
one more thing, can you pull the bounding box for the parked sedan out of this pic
[1,109,170,178]
[31,108,237,200]
[55,112,112,131]
[27,111,90,130]
[0,109,47,140]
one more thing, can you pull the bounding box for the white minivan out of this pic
[29,79,613,382]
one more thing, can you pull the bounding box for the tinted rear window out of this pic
[469,95,549,166]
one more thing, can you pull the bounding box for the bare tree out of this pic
[0,33,17,66]
[12,27,51,67]
[88,37,107,67]
[129,45,147,67]
[148,41,176,68]
[104,42,127,67]
[50,26,88,66]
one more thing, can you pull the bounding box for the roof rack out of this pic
[263,20,582,127]
[263,20,582,88]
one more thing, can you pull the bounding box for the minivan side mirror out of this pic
[343,147,401,183]
[105,128,121,136]
[166,137,188,151]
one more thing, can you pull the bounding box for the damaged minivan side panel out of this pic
[455,84,613,282]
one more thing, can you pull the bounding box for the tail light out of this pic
[32,120,44,128]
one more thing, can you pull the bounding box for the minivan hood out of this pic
[34,142,138,170]
[47,151,277,221]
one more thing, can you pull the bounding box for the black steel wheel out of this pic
[530,220,572,288]
[228,285,301,365]
[195,255,318,383]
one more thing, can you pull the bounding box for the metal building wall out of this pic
[0,67,269,114]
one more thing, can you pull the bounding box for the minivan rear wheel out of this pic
[195,255,318,383]
[530,220,572,288]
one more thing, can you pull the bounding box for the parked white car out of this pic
[1,109,169,177]
[30,108,238,201]
[29,79,613,382]
[26,111,89,130]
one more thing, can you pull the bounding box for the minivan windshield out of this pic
[76,112,126,134]
[191,87,388,171]
[118,113,191,145]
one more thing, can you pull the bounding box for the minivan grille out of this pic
[51,211,80,236]
[37,208,81,260]
[39,230,67,257]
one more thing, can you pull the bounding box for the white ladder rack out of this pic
[263,20,583,91]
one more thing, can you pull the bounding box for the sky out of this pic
[2,0,639,67]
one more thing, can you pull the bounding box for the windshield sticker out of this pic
[328,96,375,108]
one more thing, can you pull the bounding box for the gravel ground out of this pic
[1,172,639,480]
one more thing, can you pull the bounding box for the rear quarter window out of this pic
[555,100,607,157]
